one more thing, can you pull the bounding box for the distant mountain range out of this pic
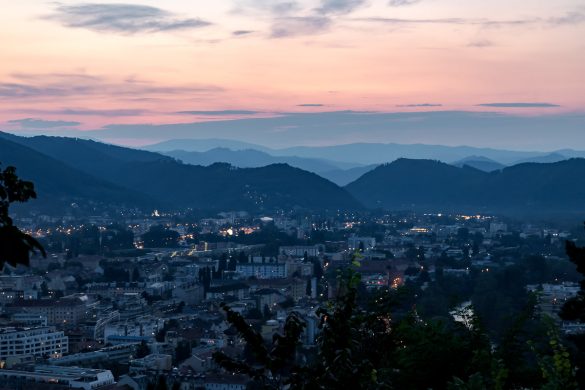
[147,139,585,183]
[0,132,361,213]
[3,132,585,216]
[147,138,271,153]
[163,148,367,186]
[452,156,506,172]
[346,158,585,215]
[146,138,585,166]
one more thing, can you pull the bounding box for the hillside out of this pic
[346,158,585,214]
[0,132,361,212]
[0,136,151,212]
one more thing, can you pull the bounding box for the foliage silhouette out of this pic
[560,228,585,322]
[0,164,45,268]
[212,303,305,389]
[214,250,579,389]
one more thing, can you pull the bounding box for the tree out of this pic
[559,226,585,387]
[417,245,426,262]
[135,340,150,358]
[263,304,272,319]
[560,233,585,322]
[142,225,179,248]
[175,340,191,362]
[102,224,134,251]
[40,281,49,297]
[132,267,141,282]
[0,165,45,269]
[238,251,248,264]
[215,251,577,389]
[154,375,167,390]
[228,256,237,271]
[212,304,305,389]
[218,253,228,278]
[457,227,470,242]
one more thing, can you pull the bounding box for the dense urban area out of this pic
[2,203,585,389]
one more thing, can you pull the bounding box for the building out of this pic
[528,282,580,319]
[49,343,138,367]
[181,346,216,373]
[286,260,313,278]
[204,374,249,390]
[0,327,68,361]
[92,310,120,341]
[104,316,163,343]
[173,281,205,305]
[236,258,287,279]
[7,298,87,325]
[253,288,285,309]
[130,353,172,374]
[0,365,115,389]
[0,275,43,291]
[0,290,24,304]
[348,236,376,251]
[279,245,321,257]
[11,313,48,327]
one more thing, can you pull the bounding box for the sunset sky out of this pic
[1,1,584,148]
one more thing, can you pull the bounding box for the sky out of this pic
[1,0,584,149]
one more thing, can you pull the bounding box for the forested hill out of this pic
[346,158,585,214]
[0,132,362,212]
[0,135,152,211]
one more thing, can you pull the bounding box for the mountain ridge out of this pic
[346,158,585,214]
[0,132,361,213]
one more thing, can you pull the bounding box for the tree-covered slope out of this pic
[0,133,361,212]
[346,158,585,214]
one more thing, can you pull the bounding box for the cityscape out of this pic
[1,0,585,389]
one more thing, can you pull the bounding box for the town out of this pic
[1,209,582,389]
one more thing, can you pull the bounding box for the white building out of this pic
[236,262,287,279]
[0,365,115,389]
[279,245,321,257]
[0,327,68,361]
[130,353,172,374]
[348,235,376,251]
[104,316,163,342]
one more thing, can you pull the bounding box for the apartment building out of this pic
[0,326,68,361]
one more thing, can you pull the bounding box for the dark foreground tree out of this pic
[559,224,585,387]
[560,229,585,322]
[213,303,305,389]
[215,252,577,389]
[0,164,45,268]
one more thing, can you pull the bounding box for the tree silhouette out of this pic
[212,303,305,389]
[560,227,585,322]
[135,340,150,358]
[0,164,45,269]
